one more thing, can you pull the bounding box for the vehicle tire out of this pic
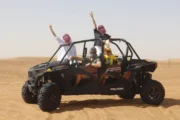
[37,82,61,112]
[140,79,165,105]
[22,81,37,103]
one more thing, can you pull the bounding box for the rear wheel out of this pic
[140,80,165,105]
[37,82,61,112]
[22,81,37,103]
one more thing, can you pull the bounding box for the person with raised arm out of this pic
[90,11,111,56]
[49,24,77,61]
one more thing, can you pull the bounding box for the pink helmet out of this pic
[62,33,71,43]
[98,25,106,35]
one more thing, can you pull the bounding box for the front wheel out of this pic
[37,82,61,112]
[140,80,165,105]
[22,81,37,103]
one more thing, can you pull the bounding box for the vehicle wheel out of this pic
[22,81,37,103]
[140,80,165,105]
[37,82,61,112]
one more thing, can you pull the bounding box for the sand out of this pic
[0,57,180,120]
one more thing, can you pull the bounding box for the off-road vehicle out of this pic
[22,38,165,111]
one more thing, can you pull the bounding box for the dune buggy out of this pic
[22,38,165,111]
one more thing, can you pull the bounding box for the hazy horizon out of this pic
[0,0,180,60]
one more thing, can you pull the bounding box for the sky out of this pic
[0,0,180,60]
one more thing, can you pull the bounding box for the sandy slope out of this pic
[0,57,180,120]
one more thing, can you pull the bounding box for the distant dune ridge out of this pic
[0,57,180,120]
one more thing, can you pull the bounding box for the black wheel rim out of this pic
[26,85,36,98]
[148,86,160,100]
[49,92,58,104]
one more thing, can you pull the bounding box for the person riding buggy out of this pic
[69,47,102,86]
[103,42,119,65]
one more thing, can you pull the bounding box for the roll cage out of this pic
[48,38,140,65]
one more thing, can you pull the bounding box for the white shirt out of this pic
[55,37,77,61]
[95,39,110,56]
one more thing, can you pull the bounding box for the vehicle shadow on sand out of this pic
[51,98,180,113]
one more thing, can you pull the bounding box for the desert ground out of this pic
[0,57,180,120]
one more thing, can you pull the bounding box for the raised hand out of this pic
[49,24,56,37]
[89,11,97,29]
[90,11,94,18]
[49,24,52,29]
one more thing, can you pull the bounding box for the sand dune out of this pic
[0,57,180,120]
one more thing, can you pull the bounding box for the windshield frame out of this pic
[48,38,140,65]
